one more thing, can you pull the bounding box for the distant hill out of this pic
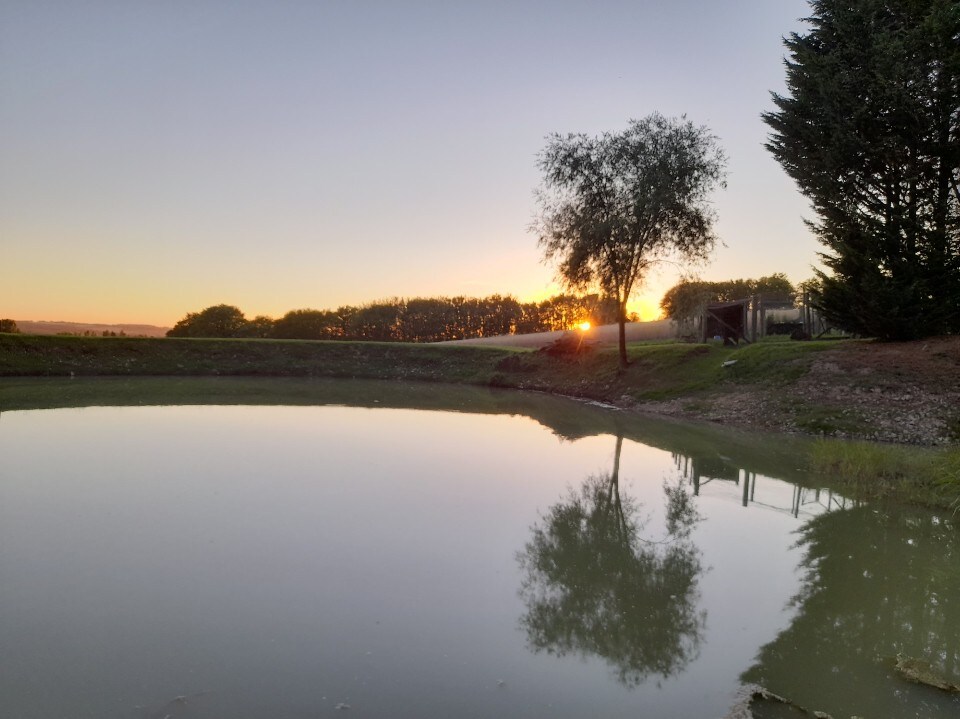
[14,320,171,338]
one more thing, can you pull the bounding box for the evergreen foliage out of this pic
[764,0,960,339]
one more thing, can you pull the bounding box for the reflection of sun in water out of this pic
[578,321,592,331]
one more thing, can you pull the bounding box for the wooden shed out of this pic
[700,299,749,344]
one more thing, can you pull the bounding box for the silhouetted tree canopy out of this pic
[166,294,622,342]
[166,304,250,338]
[272,309,340,340]
[242,315,276,339]
[763,0,960,340]
[660,273,796,323]
[534,113,726,367]
[0,319,20,333]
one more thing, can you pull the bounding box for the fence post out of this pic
[759,295,766,339]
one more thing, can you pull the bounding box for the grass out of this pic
[482,341,733,402]
[482,336,841,403]
[625,343,728,399]
[793,405,870,436]
[721,337,850,384]
[810,438,960,510]
[615,336,842,401]
[0,333,518,383]
[946,413,960,442]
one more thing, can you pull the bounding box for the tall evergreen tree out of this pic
[764,0,960,340]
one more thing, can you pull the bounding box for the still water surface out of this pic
[1,384,957,718]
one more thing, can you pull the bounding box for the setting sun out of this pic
[578,321,592,331]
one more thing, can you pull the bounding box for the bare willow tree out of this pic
[533,114,726,367]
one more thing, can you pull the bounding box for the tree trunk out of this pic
[617,299,628,369]
[611,434,622,489]
[611,434,626,540]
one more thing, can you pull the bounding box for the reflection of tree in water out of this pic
[517,436,705,686]
[742,506,960,718]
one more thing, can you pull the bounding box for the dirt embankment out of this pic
[641,337,960,446]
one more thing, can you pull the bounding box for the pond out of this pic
[1,378,958,718]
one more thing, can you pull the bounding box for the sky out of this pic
[0,0,820,327]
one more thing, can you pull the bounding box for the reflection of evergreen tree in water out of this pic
[743,507,960,718]
[517,436,704,686]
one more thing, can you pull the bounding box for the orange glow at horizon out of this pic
[4,274,668,329]
[525,284,665,324]
[629,295,665,322]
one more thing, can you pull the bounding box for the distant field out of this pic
[14,320,171,337]
[438,319,676,348]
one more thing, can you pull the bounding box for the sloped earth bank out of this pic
[640,336,960,446]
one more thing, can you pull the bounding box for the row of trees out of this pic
[658,273,797,323]
[166,294,627,341]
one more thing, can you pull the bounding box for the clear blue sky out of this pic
[0,0,818,326]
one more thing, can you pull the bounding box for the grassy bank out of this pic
[488,336,844,401]
[0,332,828,396]
[0,333,515,383]
[0,332,847,432]
[810,439,960,511]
